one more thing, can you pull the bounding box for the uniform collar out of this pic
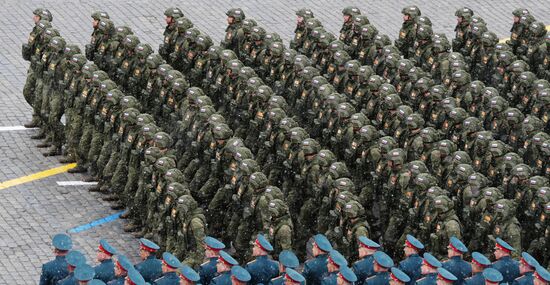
[147,255,157,260]
[451,256,462,261]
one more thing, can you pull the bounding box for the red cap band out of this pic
[255,239,268,252]
[438,273,453,282]
[495,243,512,253]
[98,245,113,256]
[162,259,178,269]
[390,273,402,283]
[423,259,437,269]
[405,240,420,251]
[140,243,157,253]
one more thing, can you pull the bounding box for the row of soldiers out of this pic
[22,4,550,272]
[40,232,550,285]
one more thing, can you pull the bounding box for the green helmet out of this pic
[378,136,397,154]
[451,151,472,166]
[352,15,370,31]
[105,89,123,105]
[49,36,66,52]
[481,31,498,47]
[146,54,164,69]
[70,54,87,71]
[158,64,173,78]
[164,168,184,184]
[342,6,361,16]
[438,140,457,157]
[494,199,514,219]
[512,8,529,17]
[317,150,337,167]
[238,159,260,176]
[350,113,369,129]
[164,7,184,18]
[227,59,244,74]
[333,178,355,193]
[144,147,161,164]
[542,140,550,156]
[141,124,160,141]
[402,5,421,19]
[36,20,52,32]
[462,117,482,134]
[329,40,347,52]
[416,25,433,41]
[63,44,81,59]
[398,59,414,75]
[289,127,309,144]
[522,115,544,136]
[121,108,139,125]
[167,182,190,197]
[91,11,109,21]
[415,174,438,191]
[296,8,314,19]
[451,70,471,85]
[267,96,289,112]
[337,102,356,119]
[97,18,115,34]
[269,41,284,57]
[136,113,155,127]
[504,108,525,125]
[503,152,523,170]
[207,45,223,60]
[383,94,402,110]
[99,79,117,94]
[343,200,365,218]
[268,199,289,218]
[511,164,532,180]
[175,16,194,33]
[489,140,509,157]
[455,7,474,20]
[334,50,351,66]
[429,85,447,101]
[530,21,547,37]
[432,35,451,53]
[220,49,237,63]
[249,172,268,190]
[488,96,509,112]
[361,24,378,40]
[184,28,201,42]
[226,8,245,22]
[421,127,439,144]
[449,107,468,123]
[301,138,320,156]
[279,117,298,133]
[406,113,425,130]
[212,123,233,140]
[302,66,320,80]
[407,160,429,176]
[329,162,351,179]
[265,186,284,201]
[35,8,53,21]
[358,65,374,83]
[345,60,361,76]
[388,148,406,165]
[427,186,449,199]
[434,195,454,213]
[154,132,173,149]
[155,156,176,173]
[359,125,380,142]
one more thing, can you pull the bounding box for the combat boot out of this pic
[58,155,76,163]
[123,221,140,232]
[42,147,61,157]
[24,119,40,128]
[111,202,125,210]
[67,165,87,173]
[102,194,119,201]
[36,141,51,148]
[30,131,46,140]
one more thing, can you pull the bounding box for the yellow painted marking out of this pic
[0,163,77,190]
[499,25,550,43]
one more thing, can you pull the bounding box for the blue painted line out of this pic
[68,211,124,234]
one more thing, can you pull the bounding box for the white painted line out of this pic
[0,126,37,132]
[57,181,99,186]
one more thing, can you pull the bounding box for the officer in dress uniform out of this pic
[399,235,425,285]
[492,238,520,284]
[231,266,252,285]
[354,236,381,285]
[416,253,442,285]
[75,264,96,284]
[512,252,540,285]
[365,251,395,285]
[463,252,491,285]
[153,252,182,285]
[269,250,300,285]
[108,255,133,285]
[94,239,117,283]
[442,237,472,285]
[211,251,239,285]
[39,233,72,285]
[245,234,279,284]
[58,250,87,285]
[482,268,503,285]
[199,236,226,285]
[135,238,163,283]
[303,234,333,285]
[339,266,359,285]
[284,268,306,285]
[178,265,201,285]
[321,250,349,285]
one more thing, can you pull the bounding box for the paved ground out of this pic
[0,0,549,283]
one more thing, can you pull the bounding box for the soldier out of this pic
[436,268,458,285]
[221,8,246,52]
[430,196,462,258]
[211,251,239,285]
[453,8,474,53]
[533,267,550,285]
[365,251,396,285]
[22,9,53,128]
[441,237,471,285]
[178,265,201,284]
[57,250,86,285]
[39,233,72,285]
[290,8,314,50]
[154,252,182,285]
[85,10,109,61]
[339,6,361,44]
[492,238,520,283]
[512,252,540,285]
[245,234,279,284]
[108,255,133,284]
[395,6,421,58]
[269,250,300,285]
[353,237,380,285]
[198,237,226,285]
[506,9,530,54]
[303,234,333,284]
[416,253,442,285]
[399,235,424,285]
[321,250,348,285]
[94,239,117,283]
[267,198,294,255]
[172,194,207,267]
[413,25,434,72]
[159,7,184,62]
[462,252,491,285]
[135,238,163,283]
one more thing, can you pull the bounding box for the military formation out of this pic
[23,4,550,285]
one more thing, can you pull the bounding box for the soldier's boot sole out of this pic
[132,230,145,238]
[119,211,131,219]
[24,120,39,128]
[67,165,87,173]
[36,142,51,148]
[30,132,46,140]
[102,194,119,201]
[42,147,61,157]
[111,203,125,210]
[58,155,76,163]
[82,175,99,182]
[98,185,111,194]
[123,222,140,232]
